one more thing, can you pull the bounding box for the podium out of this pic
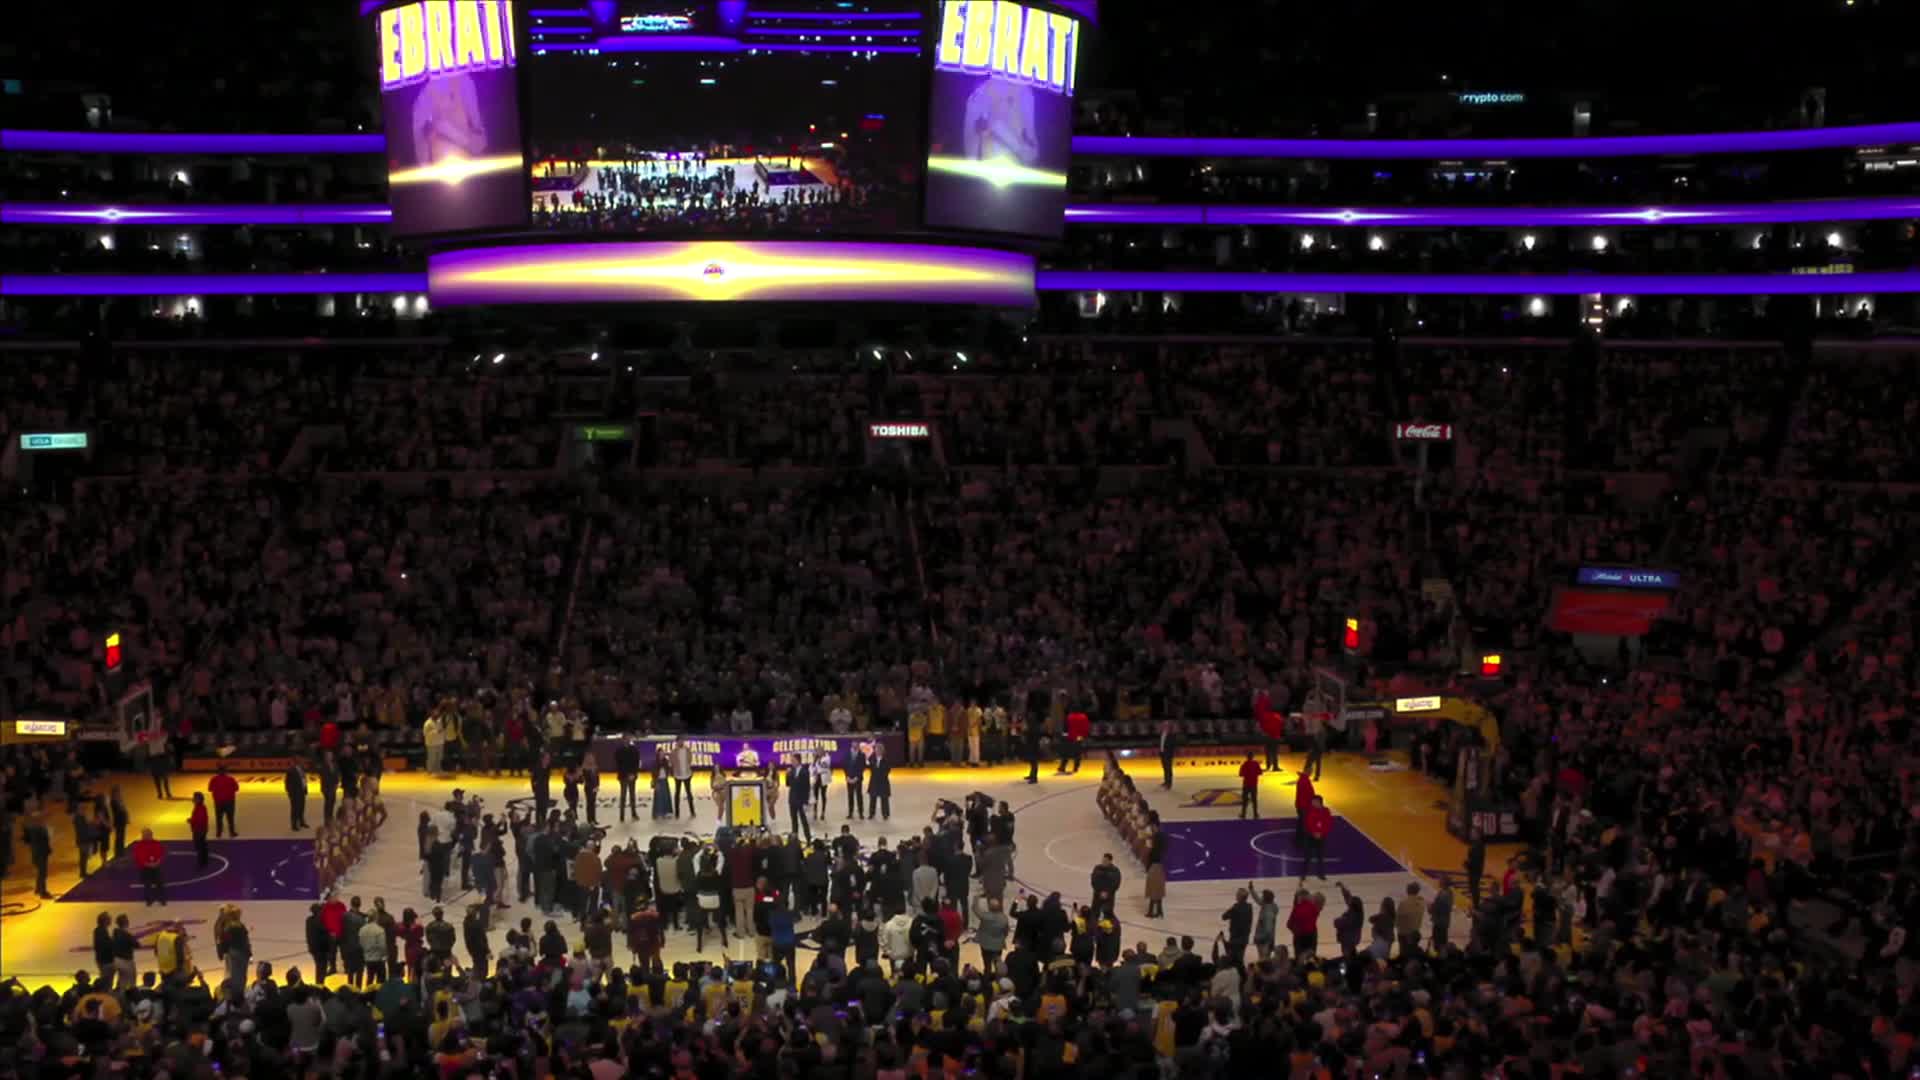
[721,771,769,828]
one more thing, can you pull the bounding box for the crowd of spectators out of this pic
[8,332,1920,1076]
[324,374,562,473]
[563,481,931,733]
[1782,359,1920,483]
[928,374,1170,468]
[1172,346,1392,467]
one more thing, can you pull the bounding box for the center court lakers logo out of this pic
[702,262,725,278]
[1182,788,1240,808]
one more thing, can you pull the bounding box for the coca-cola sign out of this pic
[1394,422,1454,441]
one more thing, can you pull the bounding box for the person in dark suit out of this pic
[531,752,553,821]
[146,735,174,800]
[844,747,868,820]
[285,759,309,830]
[1465,827,1487,907]
[109,788,131,859]
[786,762,812,841]
[24,812,54,898]
[1157,719,1179,789]
[317,753,340,826]
[615,739,642,822]
[867,750,893,821]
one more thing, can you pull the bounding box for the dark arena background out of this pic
[3,1,1920,1077]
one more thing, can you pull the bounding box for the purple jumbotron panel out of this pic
[58,840,318,903]
[427,241,1037,305]
[1,203,393,226]
[1065,197,1920,228]
[1160,817,1404,882]
[374,1,528,236]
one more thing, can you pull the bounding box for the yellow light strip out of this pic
[437,242,1030,303]
[927,155,1067,189]
[389,154,524,187]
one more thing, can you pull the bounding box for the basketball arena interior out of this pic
[2,1,1919,1076]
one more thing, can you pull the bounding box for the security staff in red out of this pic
[208,765,240,837]
[132,828,168,906]
[1301,795,1333,880]
[1058,710,1090,775]
[1293,772,1317,847]
[1238,753,1264,819]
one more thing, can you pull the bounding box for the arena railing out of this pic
[10,120,1916,158]
[13,196,1920,227]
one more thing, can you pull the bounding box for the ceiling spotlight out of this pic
[491,353,505,365]
[1368,235,1385,251]
[1527,297,1547,317]
[1591,235,1609,252]
[1521,234,1537,251]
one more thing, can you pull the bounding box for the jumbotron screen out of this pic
[523,2,927,236]
[923,0,1080,240]
[373,0,530,237]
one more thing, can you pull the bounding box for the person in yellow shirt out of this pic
[908,708,928,767]
[927,702,947,765]
[964,701,984,767]
[982,703,1007,765]
[945,699,965,765]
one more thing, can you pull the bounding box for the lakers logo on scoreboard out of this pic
[1182,788,1241,808]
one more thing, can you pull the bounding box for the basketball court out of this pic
[0,746,1508,988]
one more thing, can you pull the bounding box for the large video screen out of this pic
[374,1,529,236]
[524,2,926,236]
[923,1,1080,240]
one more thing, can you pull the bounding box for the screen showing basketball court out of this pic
[373,0,530,236]
[524,2,926,236]
[924,0,1079,239]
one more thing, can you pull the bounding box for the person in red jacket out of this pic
[188,794,211,868]
[1256,690,1283,770]
[1301,795,1333,879]
[318,719,342,755]
[320,892,348,965]
[1238,753,1263,820]
[1058,710,1090,775]
[1293,772,1317,847]
[207,765,240,838]
[132,828,168,907]
[1286,886,1323,958]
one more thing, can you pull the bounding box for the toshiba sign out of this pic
[868,422,931,439]
[1394,422,1454,441]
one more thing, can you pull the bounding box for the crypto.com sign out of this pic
[1394,422,1454,441]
